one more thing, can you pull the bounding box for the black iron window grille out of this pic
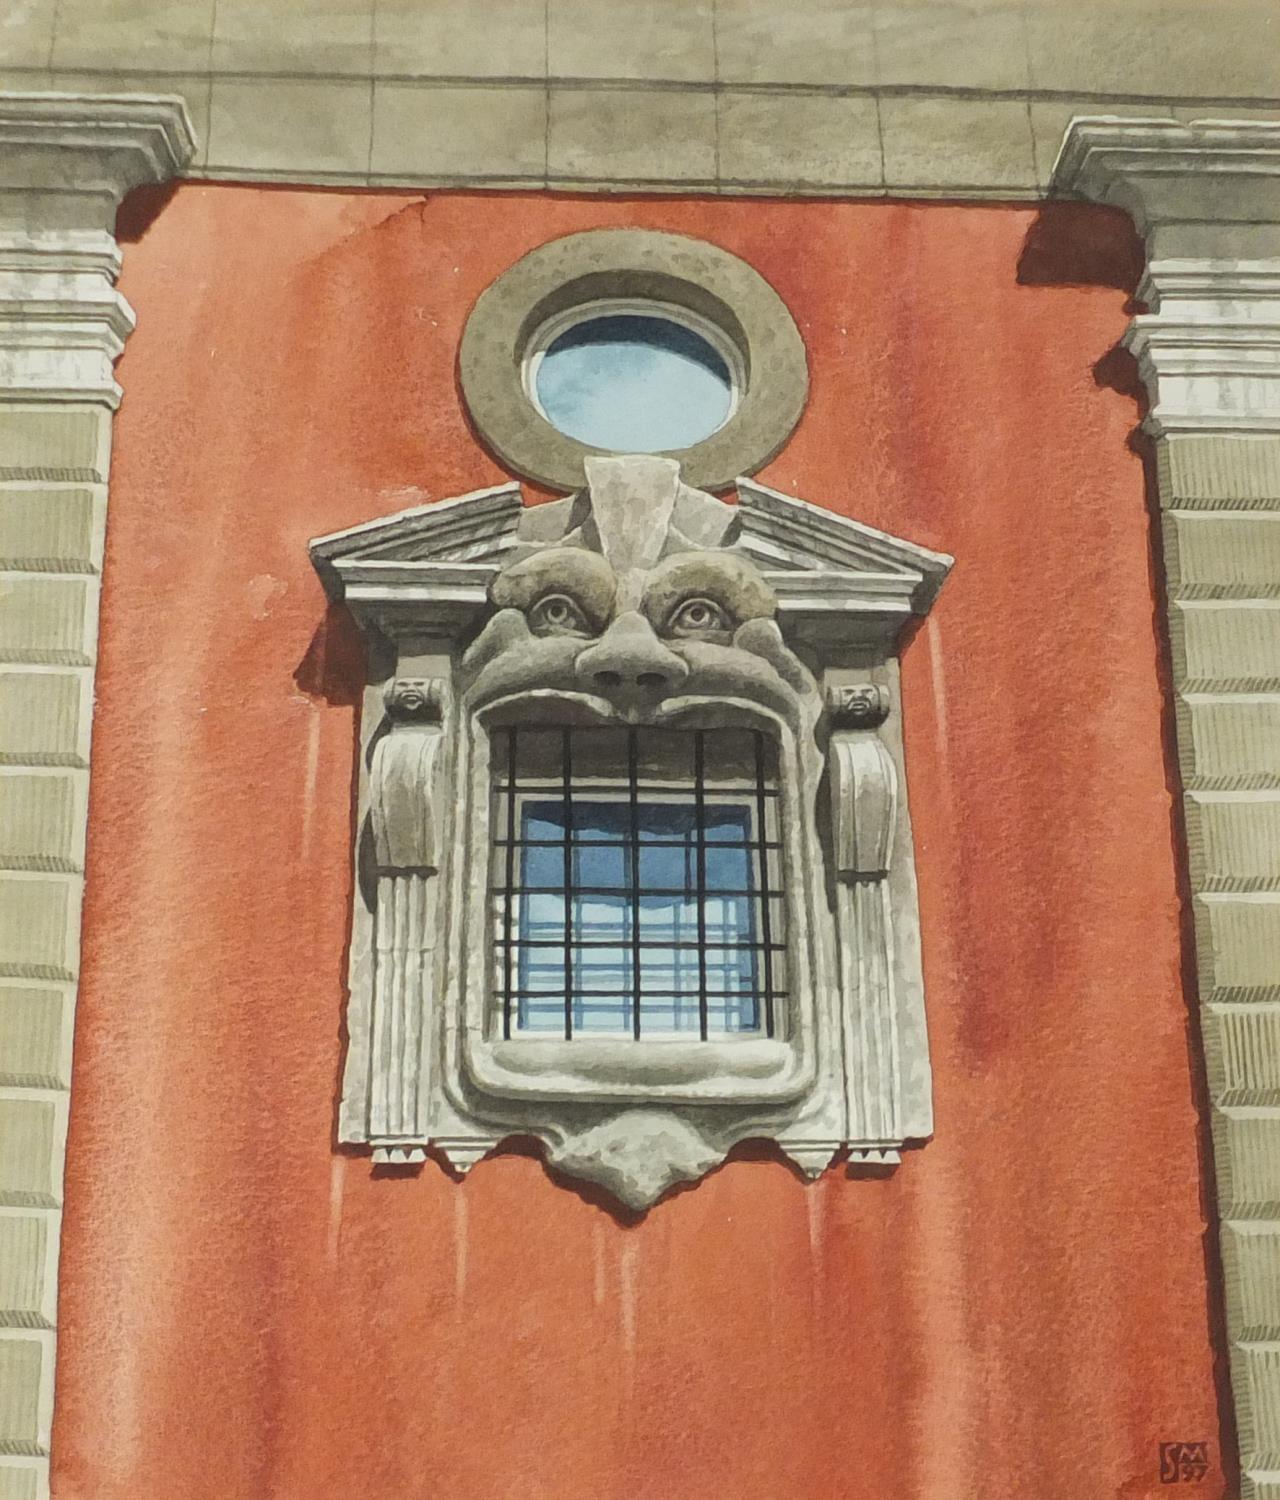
[491,724,787,1041]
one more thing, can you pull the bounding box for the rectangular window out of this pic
[491,725,786,1041]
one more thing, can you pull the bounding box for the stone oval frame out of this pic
[459,229,809,493]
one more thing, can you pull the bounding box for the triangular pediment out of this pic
[310,472,951,645]
[733,479,952,613]
[310,482,524,593]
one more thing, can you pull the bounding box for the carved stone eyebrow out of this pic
[639,551,777,632]
[488,547,617,631]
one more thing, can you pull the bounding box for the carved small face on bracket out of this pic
[461,543,818,733]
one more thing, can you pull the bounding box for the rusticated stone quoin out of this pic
[0,92,194,1500]
[1055,116,1280,1500]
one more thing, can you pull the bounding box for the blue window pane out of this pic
[637,894,701,943]
[509,789,770,1035]
[570,802,627,843]
[575,895,631,940]
[704,844,752,892]
[704,807,753,844]
[636,842,693,893]
[519,892,565,939]
[534,314,734,454]
[519,843,564,889]
[522,809,566,842]
[572,843,628,889]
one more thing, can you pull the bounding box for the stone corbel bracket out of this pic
[365,676,446,1159]
[312,469,951,1208]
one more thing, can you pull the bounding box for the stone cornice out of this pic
[1051,117,1280,439]
[0,93,196,407]
[0,93,196,222]
[1051,116,1280,231]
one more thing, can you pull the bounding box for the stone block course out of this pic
[1196,893,1280,1003]
[0,490,100,576]
[0,773,83,874]
[0,1099,61,1211]
[872,0,1030,91]
[0,1335,45,1456]
[717,91,883,190]
[1209,1005,1280,1107]
[714,0,877,86]
[1171,601,1280,693]
[548,87,717,186]
[371,82,547,183]
[0,877,79,983]
[1159,437,1280,510]
[0,988,71,1092]
[1216,1111,1280,1218]
[548,0,716,82]
[0,672,87,769]
[374,0,549,79]
[0,410,107,486]
[1165,512,1280,599]
[208,78,372,180]
[1186,792,1280,891]
[49,0,215,74]
[1223,1221,1280,1340]
[1176,695,1280,790]
[878,95,1038,194]
[0,578,96,667]
[0,1217,52,1331]
[211,0,374,76]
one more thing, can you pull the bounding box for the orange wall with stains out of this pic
[49,186,1229,1500]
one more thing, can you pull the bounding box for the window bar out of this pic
[515,937,785,951]
[513,885,762,898]
[694,729,709,1041]
[502,727,518,1039]
[627,727,643,1040]
[510,988,791,1000]
[754,729,776,1038]
[561,726,574,1041]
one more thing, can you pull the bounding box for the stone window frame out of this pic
[310,455,952,1209]
[458,228,809,494]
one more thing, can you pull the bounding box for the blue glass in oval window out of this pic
[534,313,734,453]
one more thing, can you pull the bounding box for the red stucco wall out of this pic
[50,186,1227,1500]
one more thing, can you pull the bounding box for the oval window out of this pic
[528,307,738,454]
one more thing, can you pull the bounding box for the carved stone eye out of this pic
[529,592,590,637]
[667,596,728,637]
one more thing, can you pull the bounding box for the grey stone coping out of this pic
[2,0,1278,197]
[0,70,1273,198]
[5,0,1278,97]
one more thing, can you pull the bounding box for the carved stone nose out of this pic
[575,611,690,695]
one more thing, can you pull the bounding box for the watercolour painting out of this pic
[0,3,1278,1497]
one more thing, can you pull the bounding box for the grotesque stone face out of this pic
[460,457,819,738]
